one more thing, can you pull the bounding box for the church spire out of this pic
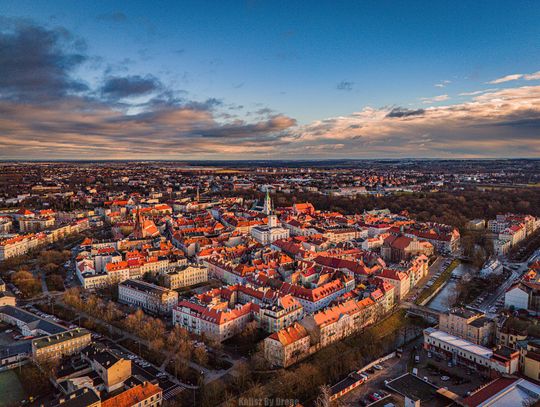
[263,189,272,215]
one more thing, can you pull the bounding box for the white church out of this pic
[251,191,290,245]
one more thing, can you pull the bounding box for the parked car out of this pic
[368,393,382,402]
[441,376,450,381]
[373,364,383,370]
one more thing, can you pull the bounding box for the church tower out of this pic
[263,189,272,215]
[264,190,278,228]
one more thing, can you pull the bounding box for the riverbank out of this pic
[416,259,460,306]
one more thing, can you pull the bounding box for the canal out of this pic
[426,262,478,312]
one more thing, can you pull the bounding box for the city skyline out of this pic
[1,1,539,159]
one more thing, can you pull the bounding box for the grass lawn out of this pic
[0,369,26,406]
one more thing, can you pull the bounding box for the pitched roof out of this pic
[268,322,309,346]
[101,382,161,407]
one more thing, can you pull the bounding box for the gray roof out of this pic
[51,388,100,407]
[0,305,67,335]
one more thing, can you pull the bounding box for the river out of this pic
[426,262,478,312]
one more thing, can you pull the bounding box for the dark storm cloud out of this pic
[196,115,296,138]
[386,107,426,118]
[101,75,162,99]
[0,19,88,101]
[184,98,223,111]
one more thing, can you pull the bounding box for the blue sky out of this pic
[0,1,539,159]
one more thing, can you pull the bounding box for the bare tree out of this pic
[315,384,332,407]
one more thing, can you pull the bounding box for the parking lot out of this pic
[338,339,423,406]
[413,347,487,397]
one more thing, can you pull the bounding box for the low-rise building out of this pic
[32,328,91,360]
[81,345,132,393]
[381,234,434,262]
[522,341,540,382]
[462,376,540,407]
[0,305,66,336]
[505,281,540,314]
[423,328,519,377]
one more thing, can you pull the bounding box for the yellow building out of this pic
[32,328,92,360]
[523,343,540,382]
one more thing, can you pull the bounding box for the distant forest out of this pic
[238,188,540,228]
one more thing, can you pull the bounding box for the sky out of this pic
[0,0,539,160]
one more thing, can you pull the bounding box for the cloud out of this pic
[101,75,162,99]
[336,80,354,91]
[0,20,298,160]
[287,86,540,158]
[386,108,425,118]
[488,70,540,84]
[0,19,538,160]
[524,71,540,81]
[489,73,524,84]
[0,18,88,102]
[420,94,449,104]
[458,88,498,96]
[435,80,451,88]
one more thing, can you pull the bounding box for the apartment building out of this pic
[257,294,304,333]
[32,328,92,360]
[301,297,376,348]
[438,308,495,347]
[19,216,55,232]
[264,297,378,367]
[377,269,410,302]
[101,381,162,407]
[118,279,178,315]
[162,265,208,289]
[264,322,311,368]
[173,299,255,342]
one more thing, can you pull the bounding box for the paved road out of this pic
[48,299,242,385]
[478,261,530,313]
[339,337,422,405]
